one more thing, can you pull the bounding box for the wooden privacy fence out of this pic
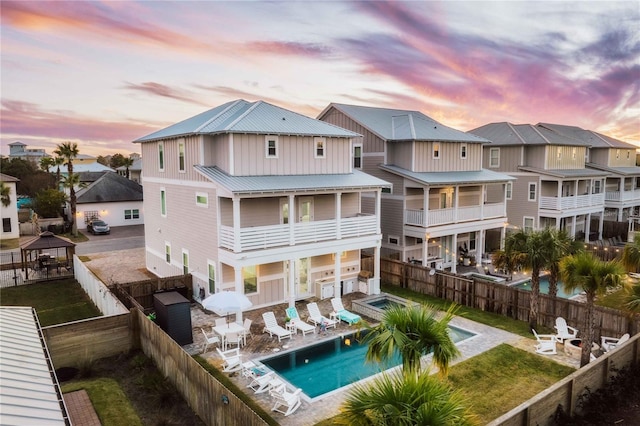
[110,274,193,314]
[363,257,640,338]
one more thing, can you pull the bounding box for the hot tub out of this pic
[351,294,410,321]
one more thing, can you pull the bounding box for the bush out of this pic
[31,188,66,218]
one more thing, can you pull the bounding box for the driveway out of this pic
[76,225,145,255]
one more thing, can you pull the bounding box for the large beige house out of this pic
[470,123,609,241]
[134,100,389,315]
[318,104,513,273]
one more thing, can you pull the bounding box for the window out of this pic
[433,143,440,159]
[124,209,140,220]
[243,265,257,294]
[523,217,534,233]
[314,137,325,158]
[489,148,500,168]
[506,182,512,200]
[208,262,216,293]
[280,199,289,224]
[158,142,164,171]
[196,192,208,207]
[440,192,448,209]
[528,183,537,201]
[2,218,11,233]
[353,144,362,169]
[382,187,391,193]
[178,141,185,172]
[593,180,601,194]
[572,147,577,159]
[616,149,620,159]
[469,233,476,251]
[557,147,562,159]
[388,236,399,245]
[627,150,631,159]
[265,136,278,158]
[460,144,467,159]
[165,243,171,263]
[182,250,189,275]
[160,189,167,216]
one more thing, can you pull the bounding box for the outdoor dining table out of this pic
[213,322,246,350]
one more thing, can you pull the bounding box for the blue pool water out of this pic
[260,326,475,399]
[513,277,582,299]
[366,298,403,310]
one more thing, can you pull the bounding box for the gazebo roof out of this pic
[20,232,76,251]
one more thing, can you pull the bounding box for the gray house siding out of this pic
[484,146,522,172]
[413,141,482,172]
[321,108,385,153]
[506,173,540,229]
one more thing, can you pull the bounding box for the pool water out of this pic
[366,298,403,310]
[513,277,582,299]
[260,326,475,399]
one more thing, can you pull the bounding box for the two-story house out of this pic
[134,100,389,316]
[470,123,609,241]
[318,104,513,273]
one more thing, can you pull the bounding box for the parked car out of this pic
[87,220,110,235]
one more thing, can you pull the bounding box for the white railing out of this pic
[605,189,640,202]
[405,202,505,227]
[540,193,605,210]
[219,214,377,252]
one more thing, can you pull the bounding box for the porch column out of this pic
[423,188,429,226]
[373,245,381,295]
[289,194,295,245]
[288,259,295,308]
[233,198,241,252]
[500,226,506,250]
[454,186,459,222]
[480,184,485,219]
[451,233,458,274]
[336,192,342,239]
[234,266,244,323]
[571,215,577,239]
[598,213,604,240]
[421,237,428,265]
[585,213,591,242]
[376,189,382,234]
[477,229,485,262]
[334,252,342,298]
[618,208,623,222]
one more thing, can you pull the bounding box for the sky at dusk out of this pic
[1,1,639,158]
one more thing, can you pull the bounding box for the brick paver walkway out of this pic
[63,389,101,426]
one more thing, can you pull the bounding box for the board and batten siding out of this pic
[412,141,483,172]
[321,108,386,153]
[607,148,637,167]
[544,145,586,170]
[505,173,540,229]
[380,197,405,242]
[202,134,230,171]
[589,148,608,165]
[484,145,522,172]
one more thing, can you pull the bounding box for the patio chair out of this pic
[601,333,630,352]
[306,302,337,329]
[331,297,362,325]
[269,383,302,416]
[262,311,292,341]
[200,328,220,353]
[247,371,279,394]
[285,306,315,336]
[215,318,227,327]
[240,318,253,344]
[554,317,579,343]
[532,329,557,355]
[215,347,242,373]
[225,332,242,349]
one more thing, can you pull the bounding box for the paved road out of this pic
[75,225,145,255]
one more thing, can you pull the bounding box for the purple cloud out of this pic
[123,82,210,107]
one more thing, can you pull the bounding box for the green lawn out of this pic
[0,279,101,326]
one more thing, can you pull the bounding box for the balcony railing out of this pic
[219,214,377,252]
[404,202,505,227]
[605,188,640,202]
[539,193,605,210]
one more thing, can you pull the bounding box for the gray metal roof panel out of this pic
[539,123,637,149]
[327,103,488,143]
[194,166,391,194]
[470,123,586,146]
[586,163,640,176]
[518,166,610,178]
[380,164,514,185]
[76,171,143,203]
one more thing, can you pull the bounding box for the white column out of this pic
[617,208,623,222]
[334,252,342,298]
[288,259,295,308]
[234,266,243,323]
[571,215,577,239]
[500,226,506,250]
[376,189,382,234]
[423,188,429,226]
[454,187,459,222]
[584,213,591,242]
[598,213,604,239]
[289,194,295,245]
[336,192,342,239]
[373,245,381,295]
[451,233,458,274]
[232,198,241,253]
[477,229,485,261]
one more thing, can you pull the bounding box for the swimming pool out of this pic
[512,276,582,299]
[259,325,476,399]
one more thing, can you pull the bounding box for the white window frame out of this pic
[265,136,278,158]
[196,192,208,208]
[528,182,537,202]
[460,144,467,159]
[523,216,535,233]
[124,209,140,220]
[593,180,601,194]
[165,242,171,264]
[433,143,440,159]
[178,141,185,172]
[160,188,167,217]
[388,235,399,245]
[489,147,500,168]
[557,147,562,159]
[182,249,189,275]
[243,265,258,295]
[279,198,289,224]
[506,182,513,200]
[572,147,577,159]
[616,149,620,159]
[208,261,216,293]
[158,142,164,171]
[314,137,326,158]
[353,143,363,169]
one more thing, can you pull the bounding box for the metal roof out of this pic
[539,123,637,149]
[54,162,114,174]
[469,122,586,146]
[135,99,359,143]
[194,166,391,195]
[518,166,610,178]
[586,163,640,176]
[320,103,488,143]
[0,307,68,425]
[380,164,514,186]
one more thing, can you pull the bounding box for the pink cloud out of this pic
[243,41,333,58]
[123,82,210,107]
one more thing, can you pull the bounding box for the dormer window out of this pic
[460,144,467,159]
[265,136,278,158]
[572,148,577,159]
[557,147,562,159]
[433,143,440,159]
[178,141,185,172]
[315,137,326,158]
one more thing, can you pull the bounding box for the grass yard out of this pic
[0,278,101,326]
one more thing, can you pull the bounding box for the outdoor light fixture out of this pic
[221,395,229,405]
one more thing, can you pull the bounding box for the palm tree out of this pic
[560,252,625,367]
[54,142,79,235]
[0,182,11,207]
[53,156,65,189]
[624,280,640,313]
[362,303,459,375]
[39,157,54,173]
[340,369,476,426]
[621,234,640,273]
[542,228,582,302]
[122,157,134,179]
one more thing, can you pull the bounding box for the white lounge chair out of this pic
[285,306,315,336]
[270,383,302,416]
[241,318,253,344]
[601,333,630,352]
[200,328,220,353]
[215,347,242,372]
[554,317,579,343]
[247,370,279,394]
[262,311,292,341]
[331,297,362,325]
[532,329,557,355]
[306,302,337,329]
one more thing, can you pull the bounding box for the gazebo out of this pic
[20,232,76,280]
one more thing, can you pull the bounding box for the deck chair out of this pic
[200,328,220,353]
[554,317,579,343]
[270,383,302,416]
[601,333,630,352]
[262,311,292,341]
[306,302,337,329]
[331,297,362,325]
[241,318,253,344]
[215,347,242,372]
[285,306,315,336]
[247,371,279,394]
[532,329,557,355]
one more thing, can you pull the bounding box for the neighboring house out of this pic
[537,123,640,223]
[134,99,389,313]
[74,172,144,230]
[7,141,50,163]
[0,173,20,240]
[116,158,143,183]
[54,154,114,175]
[318,104,513,273]
[469,123,608,241]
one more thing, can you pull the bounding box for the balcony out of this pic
[219,214,377,252]
[404,202,505,227]
[605,188,640,202]
[539,193,605,210]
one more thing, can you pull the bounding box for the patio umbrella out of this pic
[202,291,253,325]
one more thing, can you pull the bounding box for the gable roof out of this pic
[134,99,359,143]
[76,172,143,204]
[319,103,488,143]
[538,123,638,149]
[469,122,586,147]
